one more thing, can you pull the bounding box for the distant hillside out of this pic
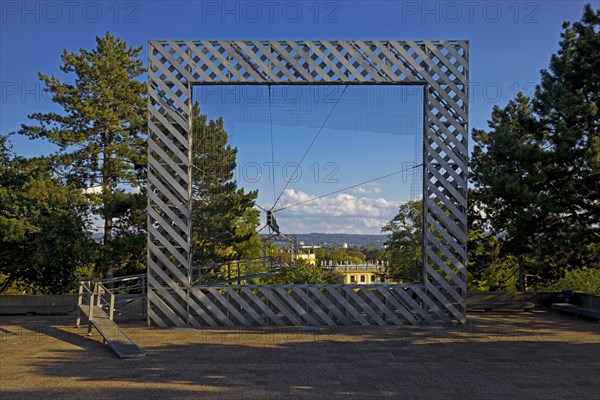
[97,232,388,248]
[260,233,389,248]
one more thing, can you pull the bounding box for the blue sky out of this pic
[192,84,424,226]
[0,0,591,233]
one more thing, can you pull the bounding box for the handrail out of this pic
[79,274,147,296]
[191,256,287,285]
[80,273,147,285]
[76,259,291,325]
[191,257,280,272]
[76,274,146,328]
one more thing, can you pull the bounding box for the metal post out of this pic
[109,292,115,321]
[75,283,83,327]
[95,283,102,308]
[88,290,95,335]
[422,83,429,293]
[186,68,194,327]
[142,275,148,318]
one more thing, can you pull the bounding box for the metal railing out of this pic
[81,273,147,295]
[191,256,289,286]
[322,265,385,272]
[76,281,114,330]
[76,274,147,328]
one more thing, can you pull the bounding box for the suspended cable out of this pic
[268,85,277,205]
[274,163,424,212]
[254,203,269,213]
[271,84,350,209]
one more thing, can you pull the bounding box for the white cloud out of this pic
[353,185,383,195]
[273,189,402,234]
[82,186,102,194]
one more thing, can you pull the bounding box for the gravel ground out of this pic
[1,310,599,400]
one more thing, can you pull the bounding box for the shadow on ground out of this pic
[0,311,598,400]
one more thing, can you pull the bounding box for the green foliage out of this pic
[190,104,261,265]
[0,137,96,294]
[364,248,386,262]
[470,5,600,289]
[15,32,148,278]
[467,224,519,292]
[546,268,600,295]
[232,207,262,260]
[382,200,422,282]
[275,259,343,284]
[314,247,363,265]
[347,250,366,262]
[470,94,549,256]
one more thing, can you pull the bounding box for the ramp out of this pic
[79,304,145,358]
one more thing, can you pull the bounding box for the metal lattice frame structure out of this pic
[147,40,468,326]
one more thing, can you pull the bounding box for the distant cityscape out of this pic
[93,232,389,249]
[260,233,389,248]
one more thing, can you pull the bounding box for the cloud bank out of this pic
[273,189,401,234]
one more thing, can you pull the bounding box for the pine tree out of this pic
[533,4,600,266]
[470,5,600,289]
[470,94,550,288]
[16,32,147,278]
[190,104,261,266]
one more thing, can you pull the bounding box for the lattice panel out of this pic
[148,40,468,84]
[182,284,451,327]
[147,40,469,327]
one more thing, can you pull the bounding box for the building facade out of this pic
[321,261,388,284]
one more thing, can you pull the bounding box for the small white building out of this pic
[296,245,320,265]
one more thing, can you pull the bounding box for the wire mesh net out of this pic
[190,84,424,282]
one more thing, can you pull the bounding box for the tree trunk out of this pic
[103,210,113,279]
[519,259,525,292]
[102,133,113,279]
[0,274,15,294]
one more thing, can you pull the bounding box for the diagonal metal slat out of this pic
[340,286,387,325]
[258,287,304,325]
[293,287,337,326]
[308,287,353,324]
[148,289,187,326]
[238,287,286,326]
[273,287,320,326]
[189,288,236,327]
[361,288,403,325]
[206,288,251,326]
[324,286,370,325]
[226,288,268,326]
